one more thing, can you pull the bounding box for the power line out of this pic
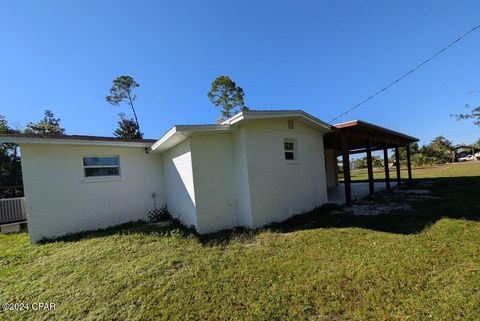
[330,23,480,123]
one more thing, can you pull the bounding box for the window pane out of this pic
[285,152,294,160]
[85,167,120,177]
[284,142,294,151]
[83,156,119,166]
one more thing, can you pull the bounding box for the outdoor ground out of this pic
[1,162,480,321]
[347,161,479,181]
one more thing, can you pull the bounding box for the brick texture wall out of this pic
[21,144,164,242]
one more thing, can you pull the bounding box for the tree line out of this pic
[0,111,66,197]
[352,135,480,170]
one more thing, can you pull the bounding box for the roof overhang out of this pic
[324,120,419,152]
[149,110,332,154]
[149,125,232,153]
[0,134,155,148]
[221,109,332,133]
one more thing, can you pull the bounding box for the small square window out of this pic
[284,140,296,160]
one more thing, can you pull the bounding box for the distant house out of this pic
[453,145,478,161]
[0,110,417,242]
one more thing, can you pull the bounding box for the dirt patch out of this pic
[330,186,437,216]
[394,189,431,195]
[344,201,411,215]
[394,188,440,201]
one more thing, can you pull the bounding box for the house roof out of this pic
[454,145,475,150]
[0,133,156,148]
[221,109,332,131]
[0,110,418,155]
[0,110,332,153]
[148,125,232,153]
[148,109,332,153]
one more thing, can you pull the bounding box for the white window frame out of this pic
[284,139,297,162]
[82,156,121,179]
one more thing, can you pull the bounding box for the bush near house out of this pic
[1,162,480,321]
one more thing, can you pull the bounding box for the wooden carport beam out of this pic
[406,144,412,182]
[395,146,401,185]
[366,139,374,194]
[341,132,352,206]
[383,143,390,189]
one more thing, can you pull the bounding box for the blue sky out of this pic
[0,1,479,146]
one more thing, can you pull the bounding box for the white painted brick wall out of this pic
[324,149,339,187]
[161,140,197,227]
[190,134,238,233]
[242,118,328,227]
[231,126,252,227]
[19,117,331,241]
[20,144,164,242]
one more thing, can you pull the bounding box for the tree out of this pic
[106,75,142,138]
[352,155,383,169]
[452,104,480,126]
[394,142,420,163]
[24,110,65,135]
[207,76,246,120]
[114,113,142,139]
[0,115,22,197]
[474,139,480,149]
[418,136,453,164]
[389,140,454,167]
[431,136,453,150]
[351,157,367,170]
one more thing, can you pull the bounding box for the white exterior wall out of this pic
[20,144,164,242]
[231,126,252,227]
[18,115,331,241]
[324,149,339,187]
[242,119,328,227]
[189,134,238,233]
[161,140,197,227]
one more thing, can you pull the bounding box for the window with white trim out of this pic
[284,140,296,160]
[83,156,120,177]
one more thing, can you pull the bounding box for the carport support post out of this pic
[395,146,401,185]
[366,139,374,194]
[383,144,390,190]
[341,132,352,206]
[406,144,412,183]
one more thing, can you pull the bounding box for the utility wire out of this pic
[330,23,480,123]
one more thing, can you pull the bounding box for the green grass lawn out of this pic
[2,162,480,320]
[347,161,480,181]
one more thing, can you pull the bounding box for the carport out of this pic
[324,120,419,206]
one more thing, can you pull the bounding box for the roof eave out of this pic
[222,110,332,132]
[333,120,419,142]
[0,136,154,148]
[149,125,232,153]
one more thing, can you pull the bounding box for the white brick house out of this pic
[1,110,335,242]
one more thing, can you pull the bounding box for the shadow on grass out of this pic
[44,176,480,245]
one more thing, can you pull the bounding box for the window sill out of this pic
[285,160,300,165]
[81,176,122,183]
